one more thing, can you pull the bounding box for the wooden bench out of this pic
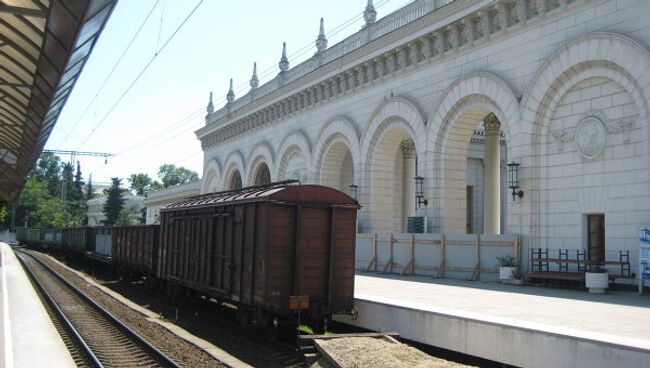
[527,271,585,282]
[527,248,633,284]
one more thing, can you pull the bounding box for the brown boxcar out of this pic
[158,182,359,322]
[61,227,91,255]
[112,225,160,275]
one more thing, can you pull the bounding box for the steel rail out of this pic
[16,251,101,367]
[15,249,182,368]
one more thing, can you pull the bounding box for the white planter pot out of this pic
[585,272,609,294]
[499,267,515,281]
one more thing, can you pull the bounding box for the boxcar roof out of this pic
[162,181,359,211]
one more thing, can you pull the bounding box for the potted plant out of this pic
[496,255,518,283]
[585,264,608,294]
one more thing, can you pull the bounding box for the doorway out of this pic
[587,214,605,262]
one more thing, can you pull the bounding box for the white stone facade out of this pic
[144,180,202,224]
[196,0,650,268]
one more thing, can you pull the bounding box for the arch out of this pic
[276,131,312,182]
[426,72,520,148]
[361,97,427,161]
[427,73,519,233]
[362,97,427,232]
[521,33,650,132]
[201,158,222,193]
[520,33,650,248]
[312,116,360,187]
[222,150,245,189]
[252,162,271,185]
[246,141,275,186]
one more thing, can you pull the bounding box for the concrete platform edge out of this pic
[339,297,650,368]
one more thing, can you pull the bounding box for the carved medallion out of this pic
[575,116,606,159]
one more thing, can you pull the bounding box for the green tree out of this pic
[115,205,134,226]
[157,164,199,188]
[86,176,94,200]
[61,162,74,201]
[0,203,8,229]
[32,152,62,196]
[15,153,87,228]
[16,178,50,227]
[73,161,83,201]
[102,177,126,226]
[128,173,155,196]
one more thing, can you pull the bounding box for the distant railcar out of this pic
[61,227,92,255]
[158,181,359,324]
[112,225,159,276]
[16,228,62,249]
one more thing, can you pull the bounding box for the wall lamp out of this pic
[349,184,358,200]
[507,161,524,201]
[414,176,428,207]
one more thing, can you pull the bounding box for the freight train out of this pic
[16,181,360,329]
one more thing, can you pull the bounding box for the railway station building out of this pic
[195,0,650,277]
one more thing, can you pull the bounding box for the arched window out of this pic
[254,163,271,185]
[228,170,242,189]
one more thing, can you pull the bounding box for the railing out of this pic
[356,232,519,281]
[207,0,457,124]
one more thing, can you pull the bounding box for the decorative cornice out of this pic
[199,0,587,150]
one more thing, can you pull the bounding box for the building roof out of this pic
[144,180,202,204]
[0,0,117,201]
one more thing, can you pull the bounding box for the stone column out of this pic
[483,113,501,234]
[401,140,417,229]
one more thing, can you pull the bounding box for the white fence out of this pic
[0,230,16,244]
[356,232,520,281]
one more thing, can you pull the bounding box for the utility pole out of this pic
[43,150,114,164]
[43,150,114,203]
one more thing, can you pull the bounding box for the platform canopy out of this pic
[0,0,116,201]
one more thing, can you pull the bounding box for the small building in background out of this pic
[144,180,202,225]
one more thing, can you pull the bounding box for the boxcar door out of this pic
[240,203,257,305]
[210,209,231,295]
[296,206,330,312]
[230,206,245,302]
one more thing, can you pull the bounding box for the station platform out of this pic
[337,273,650,368]
[0,243,75,367]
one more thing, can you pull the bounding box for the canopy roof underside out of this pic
[0,0,115,201]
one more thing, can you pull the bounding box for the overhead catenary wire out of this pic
[92,0,397,164]
[87,0,405,182]
[54,0,161,148]
[77,0,205,151]
[86,106,204,176]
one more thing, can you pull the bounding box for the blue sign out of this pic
[641,227,650,280]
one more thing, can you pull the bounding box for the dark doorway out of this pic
[587,214,605,262]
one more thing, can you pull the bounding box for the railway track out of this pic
[16,250,181,368]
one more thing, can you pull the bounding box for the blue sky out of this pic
[46,0,412,185]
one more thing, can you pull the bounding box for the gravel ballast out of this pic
[312,336,473,368]
[27,251,227,368]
